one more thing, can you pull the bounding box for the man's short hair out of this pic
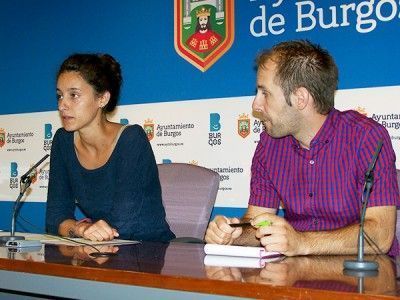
[256,40,338,114]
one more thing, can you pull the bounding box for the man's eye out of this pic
[56,94,62,101]
[261,90,268,97]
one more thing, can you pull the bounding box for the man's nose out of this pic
[252,93,263,113]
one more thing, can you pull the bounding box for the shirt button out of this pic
[313,219,318,225]
[309,192,313,197]
[309,160,315,165]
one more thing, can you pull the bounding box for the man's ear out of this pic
[98,91,111,108]
[293,87,311,111]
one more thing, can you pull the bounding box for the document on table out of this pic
[204,254,284,268]
[0,232,139,247]
[204,244,281,258]
[203,244,284,268]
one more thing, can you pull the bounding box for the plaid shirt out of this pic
[249,108,399,255]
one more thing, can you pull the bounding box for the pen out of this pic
[229,220,272,228]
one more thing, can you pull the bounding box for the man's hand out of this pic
[205,266,243,282]
[252,213,305,256]
[75,220,119,242]
[205,215,243,245]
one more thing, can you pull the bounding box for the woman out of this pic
[46,53,175,242]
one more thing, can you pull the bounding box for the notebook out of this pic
[204,244,282,258]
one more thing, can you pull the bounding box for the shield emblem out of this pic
[0,129,5,148]
[174,0,234,72]
[238,114,250,138]
[143,120,155,141]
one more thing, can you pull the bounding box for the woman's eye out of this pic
[70,93,79,100]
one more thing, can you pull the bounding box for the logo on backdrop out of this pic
[210,165,244,191]
[1,130,34,152]
[355,107,368,116]
[43,123,53,152]
[209,113,222,146]
[10,162,18,189]
[174,0,234,72]
[143,119,155,141]
[0,128,5,148]
[238,114,250,138]
[353,106,400,141]
[120,118,129,125]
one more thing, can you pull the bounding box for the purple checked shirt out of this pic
[249,109,399,255]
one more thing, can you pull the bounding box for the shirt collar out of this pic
[290,108,338,149]
[310,108,338,147]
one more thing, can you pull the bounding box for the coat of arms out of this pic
[174,0,234,71]
[238,114,250,138]
[143,119,155,141]
[0,128,5,148]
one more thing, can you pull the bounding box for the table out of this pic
[0,242,399,299]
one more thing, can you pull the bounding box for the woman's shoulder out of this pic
[53,127,73,143]
[120,124,147,142]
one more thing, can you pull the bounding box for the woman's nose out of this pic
[58,99,67,111]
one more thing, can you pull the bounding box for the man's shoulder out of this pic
[336,109,384,132]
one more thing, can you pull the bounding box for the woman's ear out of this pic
[98,91,111,108]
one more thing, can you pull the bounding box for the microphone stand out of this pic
[344,141,382,272]
[0,154,49,246]
[343,141,383,289]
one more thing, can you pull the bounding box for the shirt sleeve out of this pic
[105,125,175,242]
[248,132,281,209]
[356,123,400,207]
[45,129,76,235]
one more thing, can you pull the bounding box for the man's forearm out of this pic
[299,219,393,256]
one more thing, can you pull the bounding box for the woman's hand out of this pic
[75,219,119,241]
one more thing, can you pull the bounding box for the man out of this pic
[186,7,221,53]
[205,40,399,256]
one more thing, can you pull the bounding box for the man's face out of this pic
[252,59,299,138]
[199,16,208,29]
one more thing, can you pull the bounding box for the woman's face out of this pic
[56,71,103,132]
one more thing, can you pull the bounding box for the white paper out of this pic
[204,254,283,268]
[0,232,139,246]
[204,244,281,258]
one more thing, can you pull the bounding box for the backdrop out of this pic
[1,0,399,232]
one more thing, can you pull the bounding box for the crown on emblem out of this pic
[196,7,211,18]
[189,160,198,166]
[355,107,367,116]
[239,113,249,120]
[144,119,153,124]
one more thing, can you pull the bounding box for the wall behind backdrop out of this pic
[0,0,399,233]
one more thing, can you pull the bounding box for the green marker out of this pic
[255,220,272,227]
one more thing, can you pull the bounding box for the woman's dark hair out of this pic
[57,53,122,113]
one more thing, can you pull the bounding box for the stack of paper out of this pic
[203,244,283,268]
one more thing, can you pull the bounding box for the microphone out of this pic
[0,154,50,247]
[20,154,50,185]
[344,140,383,273]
